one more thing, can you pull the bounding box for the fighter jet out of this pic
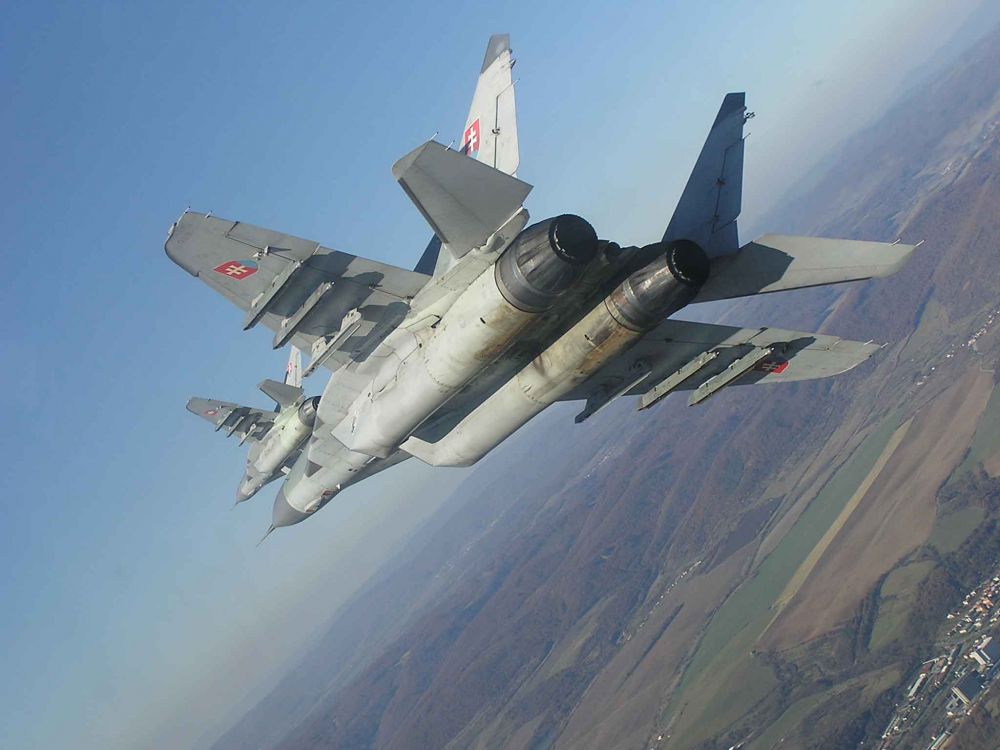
[187,348,319,505]
[166,34,916,535]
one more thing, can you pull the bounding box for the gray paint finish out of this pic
[168,36,916,535]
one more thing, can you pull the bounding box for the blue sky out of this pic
[0,1,987,747]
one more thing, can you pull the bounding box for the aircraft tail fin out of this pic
[415,34,519,278]
[413,235,442,275]
[463,34,519,175]
[664,92,748,258]
[283,347,302,388]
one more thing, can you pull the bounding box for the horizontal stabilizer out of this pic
[258,379,303,409]
[694,234,917,303]
[392,141,532,260]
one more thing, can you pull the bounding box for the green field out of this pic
[930,506,986,554]
[747,690,831,749]
[664,415,902,745]
[900,297,951,360]
[956,382,1000,476]
[868,560,936,651]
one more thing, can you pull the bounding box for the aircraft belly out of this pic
[403,248,706,466]
[403,299,645,466]
[252,417,311,476]
[332,266,535,457]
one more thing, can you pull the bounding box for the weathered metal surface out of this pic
[404,249,706,466]
[574,360,651,423]
[332,217,598,458]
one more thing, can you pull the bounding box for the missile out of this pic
[403,240,709,467]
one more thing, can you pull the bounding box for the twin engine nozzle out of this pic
[401,225,711,467]
[608,238,711,331]
[499,213,711,327]
[495,213,710,323]
[496,214,600,312]
[297,395,320,426]
[339,211,710,465]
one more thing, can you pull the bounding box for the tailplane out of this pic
[259,379,303,410]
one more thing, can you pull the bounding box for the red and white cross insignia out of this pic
[462,118,481,158]
[213,260,258,280]
[756,359,789,374]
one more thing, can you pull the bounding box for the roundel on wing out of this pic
[213,259,259,280]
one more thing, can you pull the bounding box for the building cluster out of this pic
[915,303,998,388]
[966,307,996,353]
[945,575,1000,637]
[876,573,1000,749]
[969,634,1000,670]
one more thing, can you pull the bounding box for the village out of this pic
[875,568,1000,749]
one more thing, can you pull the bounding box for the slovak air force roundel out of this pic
[213,260,259,280]
[462,118,481,159]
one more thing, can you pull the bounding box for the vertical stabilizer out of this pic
[664,92,748,258]
[462,34,519,176]
[415,34,520,277]
[284,347,302,388]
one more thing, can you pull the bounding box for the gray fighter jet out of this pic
[187,348,319,505]
[167,34,916,536]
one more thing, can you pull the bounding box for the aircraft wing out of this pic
[565,319,881,419]
[166,212,430,373]
[186,398,277,441]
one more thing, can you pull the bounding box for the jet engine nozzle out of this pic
[608,240,709,331]
[297,396,321,427]
[496,214,599,312]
